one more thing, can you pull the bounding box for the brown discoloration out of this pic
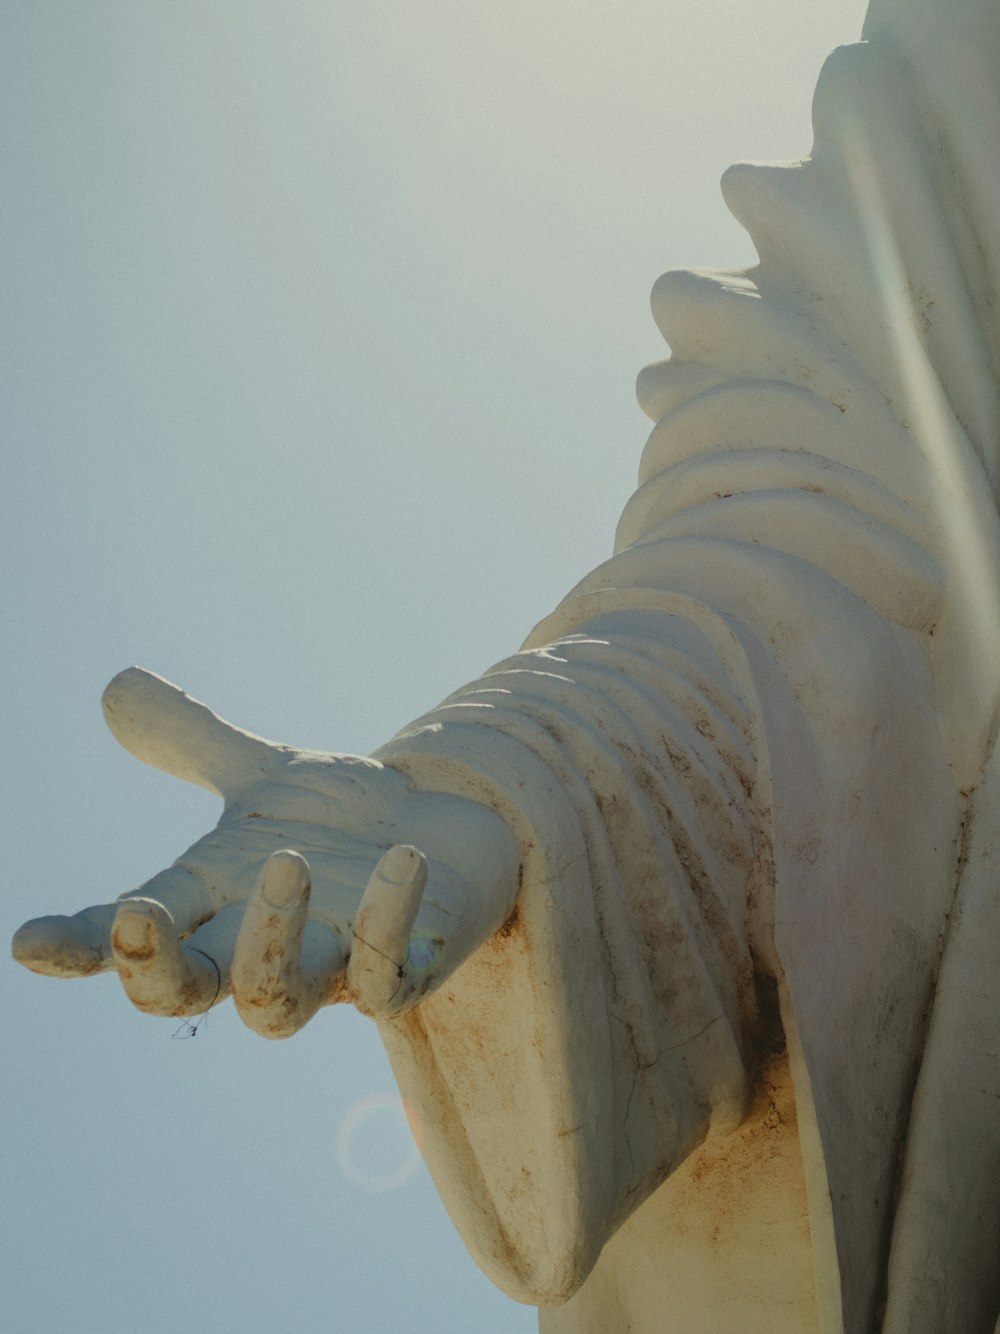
[739,970,787,1121]
[553,1050,817,1330]
[495,905,522,940]
[111,916,158,961]
[327,971,350,1005]
[176,976,207,1012]
[70,958,107,978]
[114,939,156,961]
[129,970,211,1016]
[672,1052,802,1239]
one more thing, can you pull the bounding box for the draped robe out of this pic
[372,2,1000,1329]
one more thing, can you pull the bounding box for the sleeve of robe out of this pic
[374,5,1000,1329]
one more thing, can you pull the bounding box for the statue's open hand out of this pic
[12,669,520,1036]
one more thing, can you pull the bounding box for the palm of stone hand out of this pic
[12,668,520,1036]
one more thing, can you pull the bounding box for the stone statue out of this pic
[13,0,1000,1329]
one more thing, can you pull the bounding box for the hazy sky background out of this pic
[4,3,868,1330]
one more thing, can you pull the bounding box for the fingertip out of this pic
[101,665,160,712]
[111,897,227,1015]
[12,914,109,978]
[259,849,311,908]
[111,897,173,960]
[373,844,427,889]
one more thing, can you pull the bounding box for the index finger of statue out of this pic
[110,897,242,1016]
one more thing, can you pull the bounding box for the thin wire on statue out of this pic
[171,947,222,1039]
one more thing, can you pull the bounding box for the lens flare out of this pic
[335,1092,423,1193]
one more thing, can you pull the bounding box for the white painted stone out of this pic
[13,0,1000,1329]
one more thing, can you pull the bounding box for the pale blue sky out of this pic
[4,3,867,1331]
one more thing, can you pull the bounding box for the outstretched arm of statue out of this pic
[9,624,762,1306]
[11,666,521,1034]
